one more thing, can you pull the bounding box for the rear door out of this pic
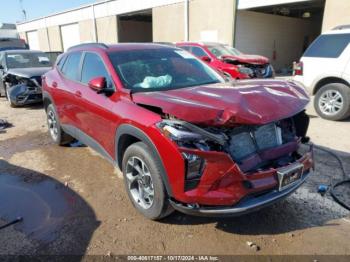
[54,51,83,130]
[74,52,118,157]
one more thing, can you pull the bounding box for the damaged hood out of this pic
[132,80,309,126]
[222,54,269,65]
[6,67,51,78]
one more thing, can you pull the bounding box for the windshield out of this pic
[207,45,242,58]
[5,52,52,68]
[108,48,224,92]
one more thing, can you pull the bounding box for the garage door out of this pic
[60,23,80,51]
[27,30,40,50]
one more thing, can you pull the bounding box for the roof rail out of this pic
[332,24,350,30]
[67,42,108,52]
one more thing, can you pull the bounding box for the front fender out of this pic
[115,123,180,196]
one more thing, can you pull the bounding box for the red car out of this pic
[42,43,313,220]
[176,42,274,80]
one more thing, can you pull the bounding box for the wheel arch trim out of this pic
[115,124,173,196]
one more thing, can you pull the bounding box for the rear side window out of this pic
[304,33,350,58]
[61,52,82,81]
[81,53,113,87]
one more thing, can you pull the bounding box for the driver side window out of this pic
[81,52,113,88]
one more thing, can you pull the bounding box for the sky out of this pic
[0,0,98,24]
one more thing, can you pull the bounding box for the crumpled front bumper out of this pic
[170,169,312,217]
[8,84,42,106]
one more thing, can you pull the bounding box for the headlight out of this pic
[237,65,253,75]
[182,152,205,180]
[157,119,227,146]
[160,124,202,141]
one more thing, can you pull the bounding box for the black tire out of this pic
[5,84,17,108]
[46,104,74,145]
[314,83,350,121]
[122,142,173,220]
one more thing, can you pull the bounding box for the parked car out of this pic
[293,25,350,121]
[45,51,63,64]
[0,50,52,107]
[42,43,313,220]
[0,38,28,51]
[176,42,274,79]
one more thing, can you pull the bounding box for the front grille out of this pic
[228,123,286,161]
[246,64,272,78]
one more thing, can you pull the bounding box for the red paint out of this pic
[88,76,106,92]
[43,43,312,207]
[132,80,309,126]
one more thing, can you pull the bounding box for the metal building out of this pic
[15,0,350,72]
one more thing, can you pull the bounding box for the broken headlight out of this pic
[237,65,253,76]
[157,119,227,146]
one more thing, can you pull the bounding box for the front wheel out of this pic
[122,142,173,220]
[5,84,17,108]
[314,83,350,121]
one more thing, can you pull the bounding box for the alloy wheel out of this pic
[125,156,154,209]
[318,89,344,116]
[47,110,59,140]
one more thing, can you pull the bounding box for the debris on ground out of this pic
[0,119,12,133]
[246,241,260,251]
[0,217,23,231]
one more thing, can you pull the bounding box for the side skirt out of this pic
[61,124,116,167]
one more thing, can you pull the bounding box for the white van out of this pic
[294,25,350,121]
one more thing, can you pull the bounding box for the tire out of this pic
[46,104,74,145]
[314,83,350,121]
[122,141,173,220]
[5,84,17,108]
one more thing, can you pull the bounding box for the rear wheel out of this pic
[122,142,173,220]
[314,83,350,121]
[46,104,74,145]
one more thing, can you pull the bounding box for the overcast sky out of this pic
[1,0,97,24]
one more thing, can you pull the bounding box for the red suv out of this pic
[42,43,313,220]
[176,42,274,80]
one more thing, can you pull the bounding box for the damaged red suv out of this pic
[42,43,313,220]
[176,42,274,80]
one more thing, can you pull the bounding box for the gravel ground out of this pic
[0,97,349,256]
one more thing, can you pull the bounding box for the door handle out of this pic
[52,81,57,88]
[75,91,82,98]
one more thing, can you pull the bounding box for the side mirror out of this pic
[200,56,211,63]
[0,65,4,70]
[88,77,106,93]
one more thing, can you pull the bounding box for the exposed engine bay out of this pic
[3,72,43,106]
[222,56,273,79]
[158,111,309,173]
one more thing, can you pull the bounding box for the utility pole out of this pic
[19,0,27,21]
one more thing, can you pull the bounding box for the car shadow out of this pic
[0,159,100,256]
[24,102,44,110]
[162,144,350,235]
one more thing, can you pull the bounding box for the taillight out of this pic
[293,61,303,76]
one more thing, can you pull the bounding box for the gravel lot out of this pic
[0,96,349,256]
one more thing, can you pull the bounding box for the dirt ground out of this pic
[0,96,349,256]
